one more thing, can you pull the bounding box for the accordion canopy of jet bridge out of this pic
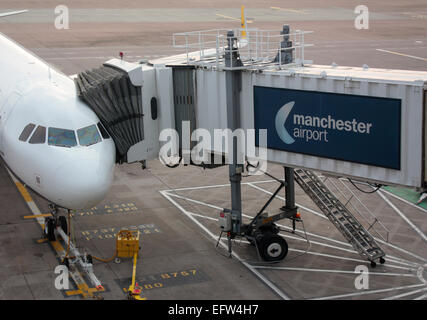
[74,59,175,164]
[75,65,144,162]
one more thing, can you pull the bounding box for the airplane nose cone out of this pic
[53,158,114,209]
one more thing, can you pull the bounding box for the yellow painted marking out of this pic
[66,287,105,296]
[270,7,307,14]
[37,238,48,244]
[50,240,65,252]
[23,213,52,219]
[376,49,427,61]
[15,182,33,202]
[8,172,95,299]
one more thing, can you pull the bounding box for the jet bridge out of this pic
[77,25,427,265]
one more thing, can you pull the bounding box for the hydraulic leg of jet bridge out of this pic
[222,31,301,262]
[225,30,244,239]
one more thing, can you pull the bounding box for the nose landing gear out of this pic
[43,204,69,242]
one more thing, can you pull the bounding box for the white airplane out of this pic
[0,11,116,212]
[0,7,251,213]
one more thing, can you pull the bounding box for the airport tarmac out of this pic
[0,1,426,300]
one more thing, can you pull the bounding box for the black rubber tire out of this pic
[87,255,93,264]
[45,218,56,241]
[258,234,288,262]
[379,257,385,264]
[370,261,377,268]
[59,216,68,234]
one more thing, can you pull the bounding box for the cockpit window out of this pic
[77,125,102,146]
[97,122,110,139]
[48,127,77,147]
[19,123,36,142]
[29,126,46,144]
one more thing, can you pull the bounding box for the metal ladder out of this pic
[294,168,385,264]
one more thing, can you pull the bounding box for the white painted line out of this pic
[245,184,422,266]
[253,266,416,278]
[188,211,219,222]
[0,10,28,18]
[382,287,427,300]
[377,190,427,243]
[414,292,427,300]
[312,283,426,300]
[287,248,414,272]
[380,188,427,215]
[247,183,327,220]
[164,191,223,210]
[375,238,425,266]
[166,191,360,252]
[270,7,308,14]
[161,179,279,192]
[190,209,414,271]
[160,191,291,300]
[248,182,425,266]
[45,56,112,60]
[376,49,427,61]
[164,189,421,267]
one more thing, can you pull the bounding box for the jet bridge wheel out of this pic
[258,233,288,262]
[44,217,56,241]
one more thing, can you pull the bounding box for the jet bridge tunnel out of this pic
[76,57,427,190]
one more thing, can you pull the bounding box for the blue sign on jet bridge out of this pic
[254,86,401,170]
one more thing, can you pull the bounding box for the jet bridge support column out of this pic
[225,31,244,235]
[284,166,297,231]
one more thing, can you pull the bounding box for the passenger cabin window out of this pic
[77,125,102,146]
[19,123,36,142]
[29,126,46,144]
[48,128,77,147]
[97,122,110,139]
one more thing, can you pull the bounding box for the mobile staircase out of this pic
[294,168,387,267]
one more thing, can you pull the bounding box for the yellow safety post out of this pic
[127,253,146,300]
[115,229,145,300]
[241,5,247,39]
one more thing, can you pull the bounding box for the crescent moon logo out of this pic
[275,101,295,144]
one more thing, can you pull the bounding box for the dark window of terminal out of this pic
[29,125,46,144]
[19,123,36,142]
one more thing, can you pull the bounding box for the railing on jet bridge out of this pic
[172,28,313,70]
[320,175,391,243]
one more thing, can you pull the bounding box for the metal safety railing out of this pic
[172,28,313,70]
[322,176,391,242]
[294,169,386,263]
